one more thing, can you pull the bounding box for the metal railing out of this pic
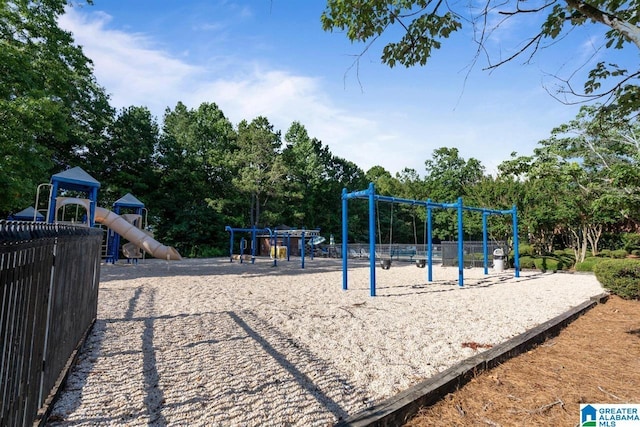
[345,243,443,261]
[441,240,507,267]
[1,221,101,427]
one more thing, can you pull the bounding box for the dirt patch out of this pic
[405,295,640,427]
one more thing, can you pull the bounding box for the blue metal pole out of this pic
[286,233,291,262]
[301,230,306,269]
[369,182,376,297]
[240,237,245,264]
[270,231,277,267]
[342,188,348,290]
[513,205,520,278]
[457,197,464,287]
[252,226,258,264]
[483,212,489,275]
[427,200,433,282]
[89,187,98,227]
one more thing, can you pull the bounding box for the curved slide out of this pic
[95,207,182,260]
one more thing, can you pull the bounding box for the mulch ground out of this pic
[404,295,640,426]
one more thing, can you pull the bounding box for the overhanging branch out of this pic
[564,0,640,49]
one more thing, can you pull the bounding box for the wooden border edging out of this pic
[336,292,609,427]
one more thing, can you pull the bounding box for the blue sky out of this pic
[58,1,616,176]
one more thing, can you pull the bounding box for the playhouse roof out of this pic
[10,206,44,221]
[51,166,100,191]
[114,193,145,208]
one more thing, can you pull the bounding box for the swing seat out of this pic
[380,259,392,269]
[415,259,426,268]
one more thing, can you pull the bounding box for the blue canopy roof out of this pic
[9,206,45,221]
[114,193,145,208]
[51,167,100,192]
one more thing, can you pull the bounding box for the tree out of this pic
[499,154,573,254]
[423,147,485,240]
[0,0,113,215]
[281,121,331,227]
[154,102,238,254]
[321,0,639,118]
[233,116,288,227]
[394,168,428,245]
[87,106,160,205]
[470,175,525,246]
[535,105,640,257]
[424,147,484,200]
[365,165,398,195]
[541,105,640,225]
[327,156,369,242]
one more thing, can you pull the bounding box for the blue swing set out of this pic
[341,182,520,296]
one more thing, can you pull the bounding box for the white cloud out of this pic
[59,8,202,115]
[58,8,401,174]
[58,6,581,178]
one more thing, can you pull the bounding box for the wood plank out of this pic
[337,292,609,427]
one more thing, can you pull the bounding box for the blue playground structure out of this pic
[225,225,322,269]
[33,166,181,261]
[6,206,45,221]
[341,183,520,296]
[105,193,146,264]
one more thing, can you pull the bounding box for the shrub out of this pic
[621,233,640,253]
[518,244,534,257]
[611,249,628,259]
[632,250,640,257]
[189,245,226,258]
[559,257,573,270]
[555,253,574,270]
[534,256,561,272]
[594,259,640,299]
[519,256,536,269]
[598,249,612,258]
[575,257,606,272]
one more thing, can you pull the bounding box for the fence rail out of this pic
[346,244,443,261]
[0,221,101,427]
[441,240,507,267]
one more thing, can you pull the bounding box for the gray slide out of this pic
[95,207,182,260]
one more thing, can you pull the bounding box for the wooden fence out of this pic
[0,221,101,427]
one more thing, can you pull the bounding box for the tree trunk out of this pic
[569,225,589,263]
[586,223,603,256]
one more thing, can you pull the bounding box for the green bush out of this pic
[594,259,640,299]
[534,256,561,272]
[611,249,628,259]
[575,257,606,272]
[518,244,534,257]
[189,245,226,258]
[519,256,536,269]
[600,232,624,251]
[621,233,640,253]
[556,253,574,270]
[632,250,640,257]
[599,249,612,258]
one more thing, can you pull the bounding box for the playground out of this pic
[32,166,181,263]
[45,257,606,426]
